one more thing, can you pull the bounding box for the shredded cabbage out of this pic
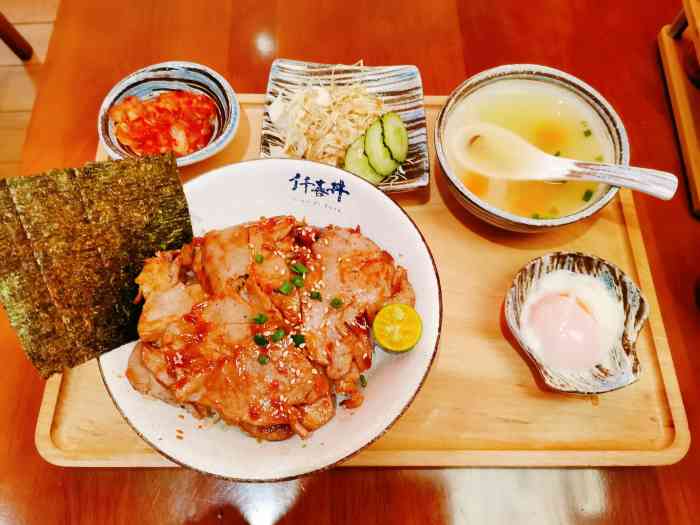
[270,78,384,167]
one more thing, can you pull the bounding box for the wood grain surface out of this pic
[34,96,689,469]
[2,1,699,523]
[659,25,700,215]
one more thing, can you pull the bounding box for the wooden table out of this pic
[3,1,698,523]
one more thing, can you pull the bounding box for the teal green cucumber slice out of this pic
[381,112,409,162]
[364,120,398,176]
[343,135,384,185]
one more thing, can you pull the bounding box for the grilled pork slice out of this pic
[127,217,413,439]
[127,218,333,440]
[302,226,415,408]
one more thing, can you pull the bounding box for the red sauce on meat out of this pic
[293,225,320,248]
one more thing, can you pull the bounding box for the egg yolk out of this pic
[527,293,602,371]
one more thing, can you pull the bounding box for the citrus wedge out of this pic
[372,303,422,352]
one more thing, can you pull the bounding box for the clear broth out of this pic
[445,80,614,219]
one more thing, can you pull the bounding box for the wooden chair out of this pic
[0,11,33,61]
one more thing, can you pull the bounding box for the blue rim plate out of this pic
[98,158,442,481]
[97,61,239,167]
[261,59,429,193]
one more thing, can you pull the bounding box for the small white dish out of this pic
[97,61,239,167]
[99,158,442,481]
[504,251,648,394]
[261,58,429,192]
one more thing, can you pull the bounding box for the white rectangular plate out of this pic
[261,58,429,192]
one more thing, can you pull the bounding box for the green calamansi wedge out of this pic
[373,303,422,352]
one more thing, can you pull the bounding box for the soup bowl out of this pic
[435,64,629,233]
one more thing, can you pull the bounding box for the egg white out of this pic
[520,270,624,371]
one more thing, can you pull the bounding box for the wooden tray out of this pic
[659,18,700,216]
[35,95,690,467]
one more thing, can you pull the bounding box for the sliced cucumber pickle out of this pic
[343,135,384,185]
[381,112,409,162]
[364,120,398,176]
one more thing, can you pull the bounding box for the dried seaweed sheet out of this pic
[9,169,118,354]
[76,154,192,340]
[0,181,78,377]
[0,154,192,377]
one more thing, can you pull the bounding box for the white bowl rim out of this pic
[97,157,443,482]
[97,60,240,167]
[435,63,630,230]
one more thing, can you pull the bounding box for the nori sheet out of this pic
[76,154,193,341]
[0,180,80,377]
[0,153,192,377]
[8,168,122,355]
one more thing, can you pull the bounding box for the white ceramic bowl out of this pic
[97,61,239,167]
[99,158,442,481]
[435,64,630,233]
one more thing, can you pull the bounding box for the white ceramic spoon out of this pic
[452,122,678,200]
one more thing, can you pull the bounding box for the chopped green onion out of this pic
[532,213,541,219]
[594,154,604,162]
[253,313,268,325]
[258,353,270,365]
[278,281,294,295]
[291,275,304,288]
[271,328,285,342]
[359,374,367,388]
[583,129,592,137]
[291,262,309,274]
[330,297,343,309]
[583,189,594,202]
[254,334,268,347]
[310,291,322,301]
[554,151,561,157]
[254,253,264,264]
[291,333,305,347]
